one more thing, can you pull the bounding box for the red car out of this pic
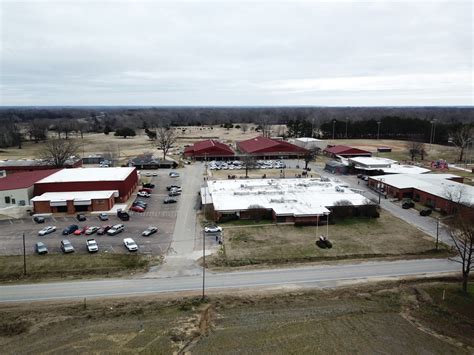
[73,226,88,235]
[131,205,145,213]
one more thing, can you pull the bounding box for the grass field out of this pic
[0,254,156,282]
[0,282,471,353]
[209,211,449,267]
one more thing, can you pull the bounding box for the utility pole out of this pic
[376,121,381,140]
[22,233,26,276]
[436,218,439,251]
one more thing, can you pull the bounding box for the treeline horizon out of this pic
[0,106,472,149]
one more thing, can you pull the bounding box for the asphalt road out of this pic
[0,258,458,303]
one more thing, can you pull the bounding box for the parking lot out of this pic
[0,169,189,256]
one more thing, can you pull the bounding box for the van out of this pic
[107,224,124,235]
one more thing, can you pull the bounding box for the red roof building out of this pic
[0,158,82,175]
[323,145,372,158]
[237,136,309,158]
[0,169,60,208]
[184,140,235,160]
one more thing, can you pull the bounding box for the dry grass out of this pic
[0,282,471,354]
[210,211,448,267]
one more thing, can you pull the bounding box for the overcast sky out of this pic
[1,0,472,106]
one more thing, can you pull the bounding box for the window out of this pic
[11,198,15,204]
[4,196,10,204]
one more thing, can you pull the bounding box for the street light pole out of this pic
[436,218,439,251]
[22,233,26,276]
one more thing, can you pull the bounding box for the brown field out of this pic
[209,211,449,267]
[0,282,472,354]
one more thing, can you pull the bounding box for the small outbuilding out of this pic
[324,161,348,175]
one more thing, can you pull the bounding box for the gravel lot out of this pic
[0,169,185,256]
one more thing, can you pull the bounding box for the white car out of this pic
[169,172,180,178]
[123,238,138,251]
[204,225,222,233]
[38,226,56,236]
[86,239,99,253]
[137,191,151,197]
[85,226,99,235]
[142,226,158,236]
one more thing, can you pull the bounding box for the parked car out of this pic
[108,224,124,236]
[123,238,138,251]
[117,209,130,221]
[143,183,155,188]
[86,239,99,253]
[137,191,151,198]
[73,226,88,236]
[139,188,152,194]
[97,225,112,235]
[168,190,181,197]
[166,185,181,191]
[204,225,222,233]
[77,214,87,221]
[61,239,75,253]
[169,171,180,178]
[98,213,109,221]
[402,201,415,209]
[164,197,177,204]
[35,241,48,255]
[131,205,145,213]
[142,226,158,236]
[62,224,79,235]
[38,225,56,236]
[85,226,99,235]
[420,208,433,216]
[33,216,45,224]
[133,200,147,208]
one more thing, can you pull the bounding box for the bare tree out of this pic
[240,123,249,134]
[241,154,257,178]
[27,119,49,143]
[304,147,321,170]
[406,141,423,161]
[39,139,79,168]
[448,209,474,293]
[450,125,473,162]
[156,126,177,160]
[443,184,467,214]
[259,114,272,138]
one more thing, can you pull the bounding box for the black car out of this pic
[117,209,130,221]
[164,197,177,204]
[77,214,87,221]
[420,209,432,216]
[33,216,45,224]
[63,224,79,235]
[143,183,155,188]
[402,201,415,209]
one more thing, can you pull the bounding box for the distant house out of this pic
[129,155,176,169]
[184,139,235,160]
[323,145,372,158]
[237,136,308,158]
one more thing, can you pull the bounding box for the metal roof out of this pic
[36,167,136,184]
[0,169,60,191]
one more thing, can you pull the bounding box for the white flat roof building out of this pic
[349,157,431,174]
[31,190,118,204]
[370,174,474,207]
[204,178,369,217]
[292,137,327,150]
[36,167,136,183]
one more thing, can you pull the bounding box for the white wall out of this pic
[0,187,33,208]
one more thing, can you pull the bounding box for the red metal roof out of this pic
[185,140,234,156]
[237,136,308,154]
[0,169,60,191]
[324,145,372,156]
